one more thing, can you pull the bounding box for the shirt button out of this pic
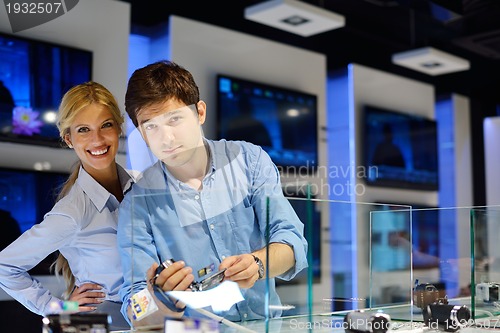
[210,224,215,230]
[243,313,248,318]
[221,255,226,260]
[194,194,200,200]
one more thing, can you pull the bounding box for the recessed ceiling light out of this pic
[392,47,470,76]
[244,0,345,37]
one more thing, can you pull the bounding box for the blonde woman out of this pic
[0,82,133,330]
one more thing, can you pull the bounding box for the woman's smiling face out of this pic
[64,103,120,175]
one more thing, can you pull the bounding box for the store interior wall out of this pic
[0,1,484,327]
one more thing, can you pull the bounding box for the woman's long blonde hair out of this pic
[51,81,124,299]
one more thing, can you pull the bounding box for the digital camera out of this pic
[42,313,110,333]
[152,258,227,313]
[414,283,445,309]
[476,282,500,303]
[423,303,471,332]
[344,310,391,333]
[154,258,226,292]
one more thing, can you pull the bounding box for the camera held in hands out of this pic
[344,310,391,333]
[152,258,226,312]
[153,258,226,292]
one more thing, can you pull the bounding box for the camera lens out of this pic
[424,303,471,332]
[450,306,471,323]
[344,310,391,333]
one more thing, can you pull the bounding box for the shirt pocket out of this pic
[226,203,264,254]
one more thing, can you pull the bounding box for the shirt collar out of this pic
[161,139,215,190]
[77,164,135,212]
[205,139,216,175]
[118,164,135,194]
[161,163,180,191]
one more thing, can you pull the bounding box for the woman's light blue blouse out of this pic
[0,164,134,316]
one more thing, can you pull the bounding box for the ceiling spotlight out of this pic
[244,0,345,37]
[392,47,470,76]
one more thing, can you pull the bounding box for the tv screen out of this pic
[0,167,69,274]
[0,32,92,147]
[216,74,318,173]
[371,203,440,271]
[363,105,439,190]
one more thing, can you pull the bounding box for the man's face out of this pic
[137,99,206,168]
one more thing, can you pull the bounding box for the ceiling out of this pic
[119,0,500,106]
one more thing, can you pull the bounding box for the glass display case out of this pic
[124,189,487,333]
[470,206,500,326]
[368,205,473,328]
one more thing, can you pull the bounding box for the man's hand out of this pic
[126,262,192,327]
[220,254,260,289]
[220,244,295,289]
[148,261,193,311]
[149,260,195,292]
[68,283,105,312]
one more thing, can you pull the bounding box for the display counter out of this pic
[118,191,500,333]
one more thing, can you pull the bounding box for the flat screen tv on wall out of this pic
[216,74,318,174]
[0,32,92,147]
[0,167,69,274]
[363,105,439,191]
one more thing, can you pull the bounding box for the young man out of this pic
[118,60,308,327]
